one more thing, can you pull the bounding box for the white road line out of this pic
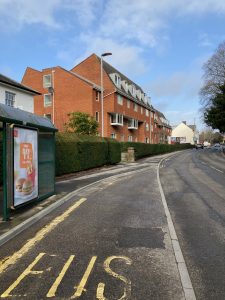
[200,160,224,174]
[209,165,224,173]
[157,158,196,300]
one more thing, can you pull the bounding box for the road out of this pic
[160,148,225,300]
[0,157,184,300]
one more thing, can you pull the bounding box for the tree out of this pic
[65,111,99,135]
[200,41,225,109]
[204,84,225,133]
[199,128,223,143]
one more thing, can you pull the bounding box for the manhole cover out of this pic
[118,227,165,249]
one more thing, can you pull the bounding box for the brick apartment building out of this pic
[22,53,171,143]
[153,110,172,144]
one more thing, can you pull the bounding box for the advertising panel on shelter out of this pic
[13,126,38,207]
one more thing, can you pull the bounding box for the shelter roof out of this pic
[0,103,57,132]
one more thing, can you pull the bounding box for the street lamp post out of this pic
[101,52,112,137]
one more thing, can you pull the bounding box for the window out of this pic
[133,103,138,112]
[95,91,100,101]
[130,85,136,97]
[121,134,124,141]
[136,90,142,99]
[115,74,121,87]
[145,137,149,143]
[128,135,133,142]
[43,74,52,88]
[128,119,138,129]
[122,80,129,92]
[127,100,130,108]
[146,123,149,131]
[44,114,52,120]
[44,94,52,107]
[5,91,15,107]
[145,109,149,116]
[111,113,123,125]
[117,94,123,105]
[135,137,138,142]
[95,111,99,122]
[111,133,116,139]
[141,107,143,114]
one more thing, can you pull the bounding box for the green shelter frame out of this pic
[0,103,57,221]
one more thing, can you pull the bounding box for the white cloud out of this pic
[0,0,99,31]
[0,0,61,30]
[96,0,225,48]
[62,0,102,27]
[148,70,202,99]
[1,0,225,35]
[58,34,147,80]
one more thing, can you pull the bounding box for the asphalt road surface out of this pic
[0,159,184,300]
[160,148,225,300]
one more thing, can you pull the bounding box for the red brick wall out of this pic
[22,67,96,131]
[71,54,115,96]
[22,57,157,143]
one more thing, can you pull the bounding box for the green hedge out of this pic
[120,142,193,159]
[0,130,193,185]
[55,133,121,176]
[0,136,2,186]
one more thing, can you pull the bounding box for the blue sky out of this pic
[1,0,225,130]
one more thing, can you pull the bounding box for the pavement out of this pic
[0,155,162,240]
[0,151,196,299]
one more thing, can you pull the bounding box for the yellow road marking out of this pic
[1,252,45,298]
[0,198,87,275]
[46,255,75,298]
[96,282,107,300]
[97,256,132,300]
[72,256,97,298]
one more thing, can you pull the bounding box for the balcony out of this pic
[111,113,123,126]
[128,118,138,130]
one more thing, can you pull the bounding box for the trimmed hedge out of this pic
[55,133,121,176]
[0,130,193,184]
[0,137,2,186]
[120,142,193,159]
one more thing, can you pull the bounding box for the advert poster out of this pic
[13,127,38,207]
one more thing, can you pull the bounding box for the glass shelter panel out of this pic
[0,127,3,216]
[38,132,55,198]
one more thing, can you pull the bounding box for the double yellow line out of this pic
[0,198,87,275]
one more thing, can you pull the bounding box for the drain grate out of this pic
[118,227,165,249]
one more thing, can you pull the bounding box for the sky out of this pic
[1,0,225,130]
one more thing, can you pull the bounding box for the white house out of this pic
[0,73,40,113]
[169,121,198,145]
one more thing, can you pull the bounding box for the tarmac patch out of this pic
[118,227,165,249]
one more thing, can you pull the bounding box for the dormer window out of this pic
[129,85,136,97]
[115,74,121,87]
[109,73,121,88]
[136,90,142,100]
[122,80,129,92]
[131,85,136,97]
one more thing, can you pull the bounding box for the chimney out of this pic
[182,121,186,125]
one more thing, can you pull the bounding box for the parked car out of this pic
[195,143,204,149]
[212,143,222,151]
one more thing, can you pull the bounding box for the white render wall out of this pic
[172,122,195,144]
[0,84,34,113]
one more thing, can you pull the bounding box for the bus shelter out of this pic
[0,103,57,221]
